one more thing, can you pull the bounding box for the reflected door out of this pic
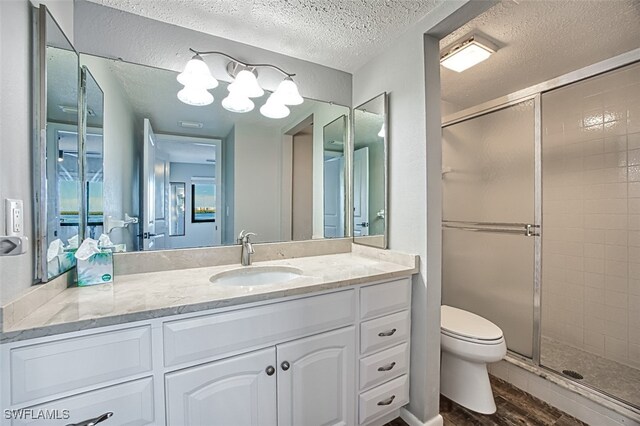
[442,99,537,358]
[353,148,370,237]
[323,154,344,238]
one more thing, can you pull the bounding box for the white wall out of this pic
[73,0,351,108]
[169,162,216,249]
[80,54,139,252]
[351,1,494,423]
[0,0,74,304]
[233,123,282,243]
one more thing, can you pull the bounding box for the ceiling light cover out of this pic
[222,93,255,113]
[177,86,214,106]
[272,77,303,105]
[177,55,218,89]
[228,70,264,98]
[260,96,290,119]
[441,36,496,73]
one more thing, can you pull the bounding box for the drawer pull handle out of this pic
[377,395,396,406]
[66,412,113,426]
[377,362,396,372]
[266,366,275,376]
[378,328,397,337]
[281,361,290,371]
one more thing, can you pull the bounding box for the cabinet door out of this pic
[277,327,355,426]
[165,348,277,426]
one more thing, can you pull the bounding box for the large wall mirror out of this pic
[353,93,388,249]
[74,53,350,252]
[33,6,80,281]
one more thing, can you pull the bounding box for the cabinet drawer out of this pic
[358,375,409,425]
[11,326,152,404]
[12,377,154,426]
[360,279,410,320]
[359,343,408,390]
[360,310,409,355]
[164,289,355,367]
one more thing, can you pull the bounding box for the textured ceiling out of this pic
[86,0,442,72]
[441,0,640,111]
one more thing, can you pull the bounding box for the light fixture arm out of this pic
[189,48,296,78]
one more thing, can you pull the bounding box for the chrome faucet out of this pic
[237,230,256,266]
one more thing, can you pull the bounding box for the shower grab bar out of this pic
[443,221,540,236]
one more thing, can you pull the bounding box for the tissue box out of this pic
[76,251,114,286]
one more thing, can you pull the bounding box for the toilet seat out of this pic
[441,305,503,344]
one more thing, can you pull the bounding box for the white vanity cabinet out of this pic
[1,277,412,426]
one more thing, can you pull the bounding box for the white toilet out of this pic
[440,305,507,414]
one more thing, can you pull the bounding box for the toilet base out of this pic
[440,350,497,414]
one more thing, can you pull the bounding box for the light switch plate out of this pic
[5,199,24,237]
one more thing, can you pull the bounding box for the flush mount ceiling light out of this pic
[177,48,303,117]
[440,35,497,73]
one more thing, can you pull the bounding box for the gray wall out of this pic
[169,162,216,249]
[222,127,235,245]
[351,1,494,423]
[0,0,75,305]
[73,0,352,107]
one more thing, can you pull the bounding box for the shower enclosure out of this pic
[442,58,640,411]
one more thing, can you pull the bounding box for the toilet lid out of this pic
[441,305,503,341]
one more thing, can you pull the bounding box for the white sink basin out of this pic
[210,266,304,286]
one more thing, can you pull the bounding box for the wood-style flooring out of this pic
[385,375,588,426]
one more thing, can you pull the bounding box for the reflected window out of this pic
[191,182,216,223]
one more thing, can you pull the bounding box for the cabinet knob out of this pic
[66,412,113,426]
[378,328,397,337]
[281,361,290,371]
[266,366,275,376]
[377,395,396,406]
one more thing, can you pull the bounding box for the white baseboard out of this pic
[400,408,443,426]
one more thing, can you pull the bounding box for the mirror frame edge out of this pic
[33,5,82,283]
[351,91,389,249]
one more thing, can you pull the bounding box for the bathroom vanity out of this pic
[0,247,417,426]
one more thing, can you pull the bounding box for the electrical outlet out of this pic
[5,199,24,237]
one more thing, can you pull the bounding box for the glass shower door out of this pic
[442,99,537,358]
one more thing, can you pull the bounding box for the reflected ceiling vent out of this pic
[440,34,497,73]
[178,120,204,129]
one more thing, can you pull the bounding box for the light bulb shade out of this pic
[222,93,254,113]
[228,70,264,98]
[177,55,218,89]
[260,97,290,119]
[272,77,303,105]
[378,123,385,138]
[177,86,214,106]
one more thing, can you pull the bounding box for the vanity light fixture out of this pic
[58,149,64,162]
[440,34,497,73]
[177,48,303,118]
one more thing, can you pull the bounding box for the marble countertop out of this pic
[1,251,418,343]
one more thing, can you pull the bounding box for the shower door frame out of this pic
[442,47,640,413]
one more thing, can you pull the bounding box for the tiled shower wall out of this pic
[541,62,640,369]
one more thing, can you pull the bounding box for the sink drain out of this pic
[562,369,584,380]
